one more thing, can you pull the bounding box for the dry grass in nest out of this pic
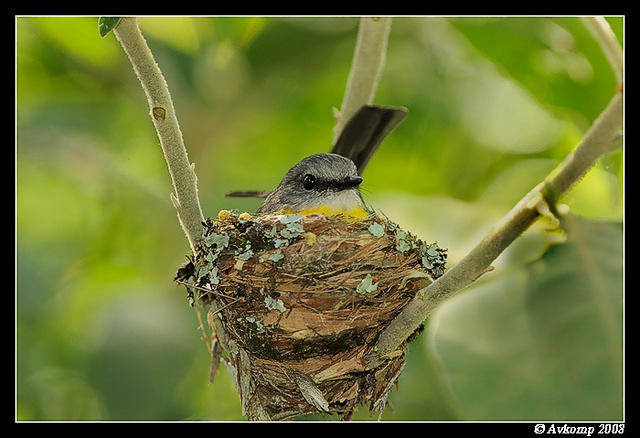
[175,210,447,420]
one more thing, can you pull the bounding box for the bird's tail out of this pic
[331,105,408,175]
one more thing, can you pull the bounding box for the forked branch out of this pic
[367,91,623,367]
[366,16,624,368]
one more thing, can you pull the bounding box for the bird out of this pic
[256,152,369,217]
[226,105,407,217]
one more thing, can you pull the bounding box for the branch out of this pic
[112,17,205,253]
[366,91,623,368]
[333,17,392,143]
[582,17,623,84]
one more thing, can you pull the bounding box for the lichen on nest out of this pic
[175,209,447,420]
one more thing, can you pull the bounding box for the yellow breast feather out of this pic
[281,204,370,219]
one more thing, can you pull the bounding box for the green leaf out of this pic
[98,17,121,38]
[449,17,617,123]
[429,215,622,420]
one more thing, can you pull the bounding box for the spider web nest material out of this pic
[175,210,447,420]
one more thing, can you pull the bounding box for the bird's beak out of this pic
[340,176,363,189]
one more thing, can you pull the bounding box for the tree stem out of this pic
[366,91,623,368]
[113,17,204,253]
[582,17,623,83]
[333,17,392,143]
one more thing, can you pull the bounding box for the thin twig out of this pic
[208,299,239,317]
[333,17,392,143]
[366,91,623,368]
[112,17,205,253]
[194,301,212,354]
[582,17,623,83]
[175,279,241,302]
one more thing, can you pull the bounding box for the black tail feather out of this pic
[225,190,270,198]
[331,105,408,174]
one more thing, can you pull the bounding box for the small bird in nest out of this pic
[226,105,407,218]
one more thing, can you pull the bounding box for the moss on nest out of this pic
[175,210,447,420]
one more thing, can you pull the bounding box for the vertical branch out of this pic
[112,17,205,253]
[333,17,392,143]
[582,17,623,83]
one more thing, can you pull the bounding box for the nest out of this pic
[175,210,447,420]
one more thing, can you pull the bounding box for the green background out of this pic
[17,16,623,421]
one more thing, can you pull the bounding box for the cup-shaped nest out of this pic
[176,210,446,420]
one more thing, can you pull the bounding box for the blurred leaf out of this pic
[239,17,267,47]
[429,215,622,420]
[138,17,200,54]
[477,159,556,208]
[32,17,121,68]
[560,161,622,220]
[372,193,501,264]
[23,368,106,420]
[452,65,569,155]
[85,296,197,420]
[98,17,121,38]
[450,17,617,125]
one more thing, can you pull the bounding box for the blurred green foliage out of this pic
[431,216,622,420]
[17,16,623,421]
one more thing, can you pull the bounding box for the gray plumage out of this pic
[226,105,407,213]
[256,153,368,214]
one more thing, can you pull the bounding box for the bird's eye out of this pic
[303,174,316,190]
